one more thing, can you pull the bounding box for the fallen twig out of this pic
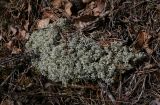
[98,81,116,105]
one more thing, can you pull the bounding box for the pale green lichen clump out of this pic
[26,18,145,85]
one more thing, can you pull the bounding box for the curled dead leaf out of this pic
[52,0,62,8]
[135,30,153,54]
[135,31,149,49]
[93,0,105,16]
[6,41,13,50]
[37,18,50,29]
[65,1,72,16]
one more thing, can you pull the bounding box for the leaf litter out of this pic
[0,0,160,105]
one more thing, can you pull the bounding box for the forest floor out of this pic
[0,0,160,105]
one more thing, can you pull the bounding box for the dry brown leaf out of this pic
[6,41,13,50]
[135,32,147,46]
[74,15,97,28]
[19,30,29,40]
[135,31,153,54]
[6,41,22,54]
[93,0,105,16]
[135,31,148,48]
[42,10,58,21]
[52,0,62,8]
[65,1,72,16]
[37,18,50,29]
[11,46,22,54]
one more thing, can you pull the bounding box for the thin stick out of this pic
[98,82,116,105]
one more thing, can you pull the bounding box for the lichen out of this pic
[25,18,145,85]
